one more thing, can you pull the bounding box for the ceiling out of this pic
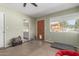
[0,3,79,18]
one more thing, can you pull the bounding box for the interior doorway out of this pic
[37,20,44,40]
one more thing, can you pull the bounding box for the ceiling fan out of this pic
[23,3,38,7]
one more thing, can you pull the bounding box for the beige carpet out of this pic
[0,40,57,56]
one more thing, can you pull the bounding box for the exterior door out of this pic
[37,20,44,40]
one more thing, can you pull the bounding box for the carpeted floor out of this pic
[0,40,57,56]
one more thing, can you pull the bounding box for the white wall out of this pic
[0,5,35,47]
[46,12,79,47]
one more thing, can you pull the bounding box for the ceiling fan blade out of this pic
[31,3,37,7]
[23,3,27,7]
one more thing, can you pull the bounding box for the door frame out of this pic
[0,12,5,48]
[22,19,30,42]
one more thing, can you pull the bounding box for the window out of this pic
[50,22,62,32]
[50,19,79,32]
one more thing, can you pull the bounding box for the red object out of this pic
[55,50,79,56]
[37,20,44,40]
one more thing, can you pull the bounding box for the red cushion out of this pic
[55,50,79,56]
